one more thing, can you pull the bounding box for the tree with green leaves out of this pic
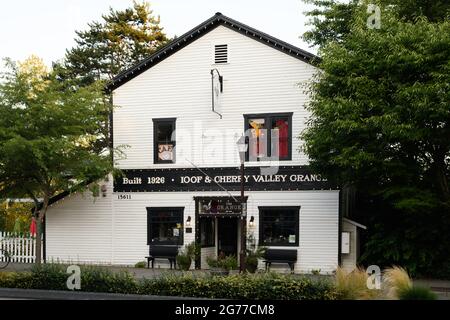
[0,56,117,263]
[301,2,450,276]
[57,0,168,87]
[55,1,168,154]
[302,0,450,48]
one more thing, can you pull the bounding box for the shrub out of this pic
[207,255,238,271]
[138,273,337,300]
[1,264,137,294]
[0,272,15,288]
[246,233,266,273]
[134,261,147,269]
[383,266,413,299]
[383,266,437,300]
[80,266,137,294]
[0,264,338,300]
[335,267,382,300]
[311,269,321,276]
[16,264,68,290]
[398,286,437,300]
[176,254,192,271]
[246,256,258,273]
[176,242,198,271]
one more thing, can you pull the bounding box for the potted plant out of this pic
[207,253,238,275]
[176,242,200,271]
[245,233,266,273]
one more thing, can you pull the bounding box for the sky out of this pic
[0,0,316,69]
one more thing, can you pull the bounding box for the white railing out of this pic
[0,231,42,263]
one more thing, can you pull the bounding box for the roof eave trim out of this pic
[105,13,320,93]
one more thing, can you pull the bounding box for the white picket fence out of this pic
[0,231,42,263]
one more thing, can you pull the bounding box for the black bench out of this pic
[146,245,179,269]
[263,249,298,272]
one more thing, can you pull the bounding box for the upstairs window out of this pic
[244,113,292,161]
[153,118,176,164]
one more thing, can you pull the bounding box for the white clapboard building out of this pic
[44,13,365,273]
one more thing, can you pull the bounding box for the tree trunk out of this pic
[35,218,42,264]
[35,196,48,265]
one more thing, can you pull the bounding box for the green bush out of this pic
[176,242,199,271]
[176,255,192,271]
[0,264,337,300]
[14,264,68,290]
[246,233,266,273]
[246,256,258,273]
[80,266,138,294]
[134,261,147,269]
[207,255,238,271]
[138,273,336,300]
[398,286,438,300]
[0,264,137,294]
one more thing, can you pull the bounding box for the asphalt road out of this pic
[0,288,204,300]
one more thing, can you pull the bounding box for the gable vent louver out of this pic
[215,44,228,64]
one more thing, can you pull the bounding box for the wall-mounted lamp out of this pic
[101,184,108,197]
[249,216,255,228]
[186,216,192,227]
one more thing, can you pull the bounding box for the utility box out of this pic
[341,232,351,254]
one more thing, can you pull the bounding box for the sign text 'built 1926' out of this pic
[114,166,336,192]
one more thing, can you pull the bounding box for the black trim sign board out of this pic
[114,166,335,192]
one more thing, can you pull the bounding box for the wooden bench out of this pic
[146,245,179,269]
[263,249,297,272]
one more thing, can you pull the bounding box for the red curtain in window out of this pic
[276,120,289,158]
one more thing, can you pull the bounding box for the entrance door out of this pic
[217,218,238,257]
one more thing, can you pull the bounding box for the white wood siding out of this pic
[45,24,341,273]
[113,25,316,169]
[112,190,339,273]
[47,189,338,272]
[46,177,114,265]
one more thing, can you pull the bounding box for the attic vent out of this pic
[215,44,228,64]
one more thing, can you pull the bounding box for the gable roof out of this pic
[106,12,320,92]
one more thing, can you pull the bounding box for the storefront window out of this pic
[153,118,176,163]
[200,218,215,247]
[245,113,292,161]
[147,208,183,245]
[259,207,300,246]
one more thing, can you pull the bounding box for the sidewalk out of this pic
[413,279,450,300]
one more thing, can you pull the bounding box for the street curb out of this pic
[0,288,208,300]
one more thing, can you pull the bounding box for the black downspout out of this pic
[338,188,343,267]
[109,94,114,163]
[194,199,201,269]
[43,216,46,263]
